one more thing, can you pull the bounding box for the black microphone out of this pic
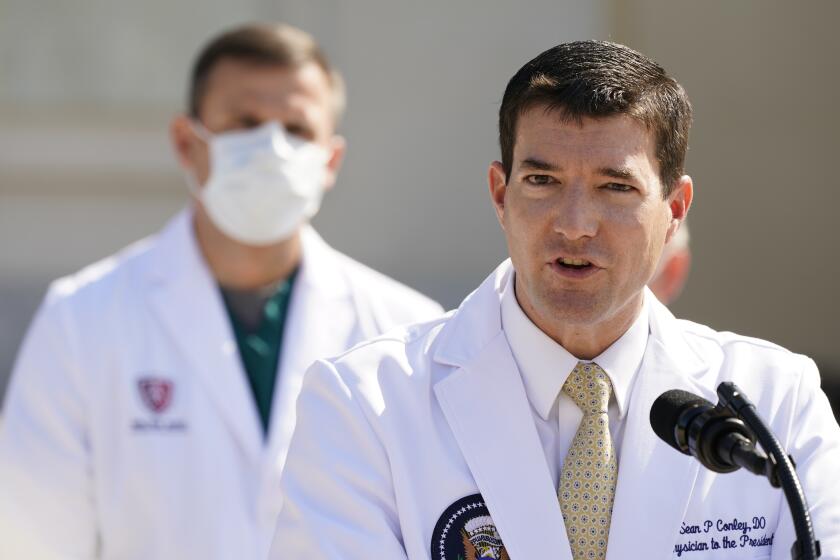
[650,389,774,481]
[652,384,821,559]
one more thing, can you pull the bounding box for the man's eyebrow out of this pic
[519,157,560,172]
[518,159,642,181]
[598,166,639,181]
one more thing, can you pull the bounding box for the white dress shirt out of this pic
[500,271,650,487]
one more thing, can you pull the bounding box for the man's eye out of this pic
[238,116,262,129]
[525,175,554,185]
[605,183,634,192]
[285,124,315,141]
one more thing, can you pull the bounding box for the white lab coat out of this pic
[271,260,840,559]
[0,209,442,560]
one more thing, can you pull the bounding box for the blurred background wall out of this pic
[1,0,838,401]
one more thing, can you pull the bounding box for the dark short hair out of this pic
[499,40,692,195]
[188,23,345,122]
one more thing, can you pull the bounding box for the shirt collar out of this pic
[500,270,650,421]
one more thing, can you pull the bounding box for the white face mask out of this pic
[189,121,329,246]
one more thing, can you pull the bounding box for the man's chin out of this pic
[539,291,606,325]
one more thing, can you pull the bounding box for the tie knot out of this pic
[562,362,612,415]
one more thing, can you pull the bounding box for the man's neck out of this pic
[192,208,302,291]
[515,286,644,360]
[546,310,640,360]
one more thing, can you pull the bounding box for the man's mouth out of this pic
[556,256,594,270]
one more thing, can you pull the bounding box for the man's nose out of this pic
[552,184,599,240]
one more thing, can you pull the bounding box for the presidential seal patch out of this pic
[431,494,510,560]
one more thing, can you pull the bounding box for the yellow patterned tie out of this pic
[558,362,618,560]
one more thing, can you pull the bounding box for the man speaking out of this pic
[270,41,840,558]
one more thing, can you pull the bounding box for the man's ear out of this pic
[322,135,347,191]
[488,161,508,229]
[665,175,693,244]
[170,114,199,169]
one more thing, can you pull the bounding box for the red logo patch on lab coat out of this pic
[138,378,173,414]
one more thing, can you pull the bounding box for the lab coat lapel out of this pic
[147,210,262,466]
[606,294,712,559]
[265,226,356,475]
[433,261,572,560]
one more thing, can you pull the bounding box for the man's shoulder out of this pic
[334,250,439,303]
[49,238,155,299]
[43,210,196,315]
[326,312,452,384]
[678,317,798,354]
[325,242,444,322]
[675,317,814,375]
[43,231,162,316]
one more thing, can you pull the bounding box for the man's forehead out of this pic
[513,108,658,170]
[203,59,331,108]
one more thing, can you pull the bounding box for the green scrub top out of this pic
[220,268,298,437]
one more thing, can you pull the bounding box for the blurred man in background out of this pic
[0,23,441,560]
